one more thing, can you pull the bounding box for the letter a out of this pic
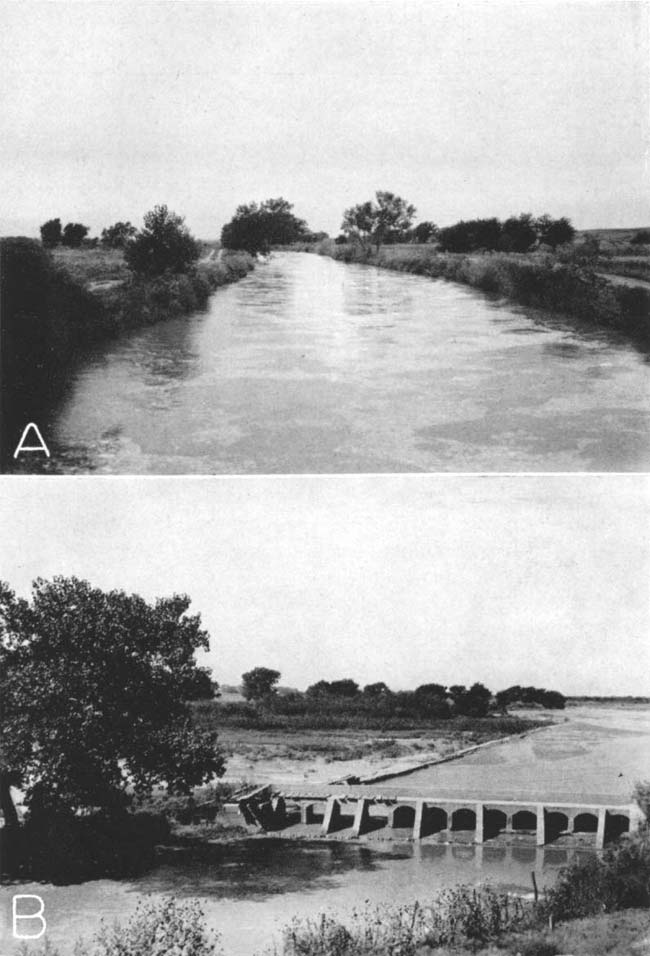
[13,894,46,939]
[13,423,50,458]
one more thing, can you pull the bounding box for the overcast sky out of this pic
[1,0,648,239]
[2,475,648,696]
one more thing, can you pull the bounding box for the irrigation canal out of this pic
[39,252,650,472]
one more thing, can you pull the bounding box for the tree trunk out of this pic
[0,770,19,828]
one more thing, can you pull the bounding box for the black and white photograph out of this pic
[1,0,649,473]
[1,2,650,956]
[1,475,650,954]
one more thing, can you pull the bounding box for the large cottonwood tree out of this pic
[0,577,224,825]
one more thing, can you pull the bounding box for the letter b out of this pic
[13,894,46,939]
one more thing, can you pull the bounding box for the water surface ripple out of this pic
[46,253,650,472]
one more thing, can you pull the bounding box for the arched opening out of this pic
[451,808,476,832]
[545,811,569,842]
[392,804,416,829]
[306,802,325,825]
[367,803,389,833]
[422,805,448,837]
[512,810,537,832]
[483,809,507,840]
[605,813,630,843]
[573,812,598,834]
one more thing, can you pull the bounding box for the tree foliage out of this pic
[101,220,137,249]
[499,213,537,252]
[449,682,492,717]
[221,197,308,254]
[495,685,566,711]
[438,214,575,253]
[241,667,281,701]
[222,198,306,253]
[0,577,223,823]
[62,222,90,248]
[341,191,416,251]
[536,214,576,249]
[125,205,200,276]
[411,221,439,244]
[40,217,62,248]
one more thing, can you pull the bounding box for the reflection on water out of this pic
[0,839,590,956]
[23,252,650,473]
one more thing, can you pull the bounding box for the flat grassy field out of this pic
[51,245,128,285]
[215,720,546,787]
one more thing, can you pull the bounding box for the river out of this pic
[34,253,650,473]
[2,706,647,955]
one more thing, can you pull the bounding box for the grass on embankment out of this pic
[316,240,650,346]
[0,239,254,465]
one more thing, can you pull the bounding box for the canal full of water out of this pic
[34,252,650,473]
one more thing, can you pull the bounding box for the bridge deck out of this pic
[279,783,634,810]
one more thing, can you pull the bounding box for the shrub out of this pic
[62,222,89,247]
[631,229,650,245]
[438,217,501,253]
[125,204,200,276]
[101,220,137,248]
[40,217,62,247]
[82,898,221,956]
[545,830,650,922]
[274,888,530,955]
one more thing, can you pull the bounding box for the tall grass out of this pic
[192,699,542,736]
[1,239,254,467]
[271,888,531,955]
[316,241,650,345]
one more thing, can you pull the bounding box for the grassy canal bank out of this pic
[315,239,650,347]
[0,239,254,466]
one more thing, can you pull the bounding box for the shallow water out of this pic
[0,840,587,956]
[386,706,650,805]
[32,253,650,473]
[2,707,645,955]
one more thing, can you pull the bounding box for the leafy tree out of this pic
[499,213,537,252]
[342,191,416,252]
[0,577,223,825]
[438,218,501,253]
[62,222,90,247]
[125,205,200,276]
[450,682,492,717]
[305,679,332,697]
[363,681,392,697]
[341,190,415,251]
[341,200,375,251]
[414,683,450,717]
[221,198,307,254]
[101,221,137,249]
[538,216,575,249]
[241,666,281,701]
[40,218,62,248]
[329,679,360,698]
[412,221,438,244]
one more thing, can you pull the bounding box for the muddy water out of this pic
[379,706,650,804]
[2,707,646,955]
[0,841,585,956]
[38,253,650,473]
